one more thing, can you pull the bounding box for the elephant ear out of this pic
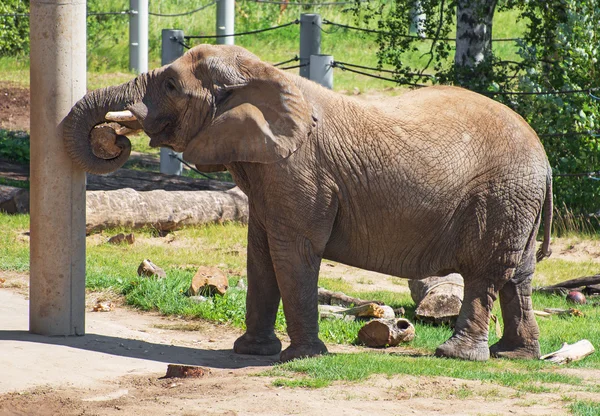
[183,55,313,165]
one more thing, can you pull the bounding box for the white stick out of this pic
[540,340,595,364]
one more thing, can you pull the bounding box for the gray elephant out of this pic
[63,44,552,362]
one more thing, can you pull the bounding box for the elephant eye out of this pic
[165,78,178,94]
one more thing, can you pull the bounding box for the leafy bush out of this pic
[0,129,30,164]
[356,0,600,214]
[0,0,30,56]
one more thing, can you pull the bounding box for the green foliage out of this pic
[356,0,600,215]
[501,1,600,215]
[0,0,29,56]
[0,129,30,163]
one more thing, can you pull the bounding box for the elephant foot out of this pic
[279,341,328,363]
[490,339,540,359]
[435,336,490,361]
[233,332,282,356]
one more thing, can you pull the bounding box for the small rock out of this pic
[188,266,228,296]
[353,87,361,95]
[92,301,113,312]
[108,233,135,245]
[137,259,167,278]
[164,364,209,379]
[236,279,247,291]
[190,295,208,303]
[379,305,396,319]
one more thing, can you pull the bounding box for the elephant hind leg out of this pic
[434,273,498,361]
[489,235,541,359]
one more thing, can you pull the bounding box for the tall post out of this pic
[129,0,148,73]
[299,13,321,79]
[216,0,235,45]
[309,54,333,89]
[29,0,87,336]
[160,29,185,175]
[409,1,426,37]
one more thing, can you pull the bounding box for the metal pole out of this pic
[29,0,87,336]
[129,0,148,73]
[216,0,235,45]
[299,13,321,79]
[160,29,185,175]
[309,54,333,89]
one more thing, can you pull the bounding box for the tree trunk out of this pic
[408,274,464,324]
[454,0,498,86]
[85,187,248,233]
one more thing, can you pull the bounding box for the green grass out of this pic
[570,401,600,416]
[268,352,585,389]
[3,212,600,398]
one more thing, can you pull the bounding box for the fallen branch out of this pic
[317,287,383,307]
[535,275,600,294]
[540,340,595,364]
[318,303,394,320]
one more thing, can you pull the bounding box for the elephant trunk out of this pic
[63,74,148,175]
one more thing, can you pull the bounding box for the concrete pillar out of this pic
[309,54,333,89]
[129,0,149,73]
[29,0,87,336]
[216,0,235,45]
[299,13,321,79]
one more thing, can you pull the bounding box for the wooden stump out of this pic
[408,274,464,325]
[358,318,415,347]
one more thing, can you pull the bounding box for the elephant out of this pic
[63,44,553,363]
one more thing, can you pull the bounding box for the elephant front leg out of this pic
[435,279,497,361]
[270,237,327,362]
[233,218,282,356]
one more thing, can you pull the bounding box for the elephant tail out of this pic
[536,167,553,262]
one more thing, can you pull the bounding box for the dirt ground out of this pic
[2,82,600,415]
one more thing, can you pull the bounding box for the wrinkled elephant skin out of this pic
[64,44,552,363]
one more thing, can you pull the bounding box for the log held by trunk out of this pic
[408,274,464,324]
[86,186,248,233]
[358,318,415,348]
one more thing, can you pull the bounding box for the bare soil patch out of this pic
[0,83,29,131]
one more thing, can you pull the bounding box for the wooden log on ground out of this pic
[540,340,595,364]
[408,274,464,324]
[358,318,415,347]
[0,185,29,214]
[86,187,248,233]
[318,303,395,320]
[317,287,383,307]
[535,275,600,293]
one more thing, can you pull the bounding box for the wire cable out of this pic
[149,1,218,17]
[331,61,427,88]
[185,19,299,39]
[170,154,219,180]
[273,56,299,67]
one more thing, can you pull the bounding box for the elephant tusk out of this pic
[105,110,137,122]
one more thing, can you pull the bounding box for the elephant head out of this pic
[63,45,314,175]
